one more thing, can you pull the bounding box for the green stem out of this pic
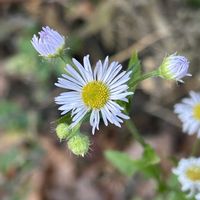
[132,70,159,86]
[60,54,74,66]
[126,119,168,193]
[192,138,200,156]
[126,119,147,147]
[60,55,66,64]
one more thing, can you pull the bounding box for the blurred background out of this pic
[0,0,200,199]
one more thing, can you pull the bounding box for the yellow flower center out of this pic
[186,166,200,181]
[82,81,110,109]
[193,104,200,120]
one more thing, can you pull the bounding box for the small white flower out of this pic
[173,157,200,199]
[174,91,200,137]
[31,26,65,58]
[55,55,133,134]
[158,53,191,82]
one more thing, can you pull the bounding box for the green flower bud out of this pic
[56,123,70,141]
[67,134,90,157]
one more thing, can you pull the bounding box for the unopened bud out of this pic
[56,123,70,141]
[158,53,191,82]
[31,26,65,58]
[67,134,90,157]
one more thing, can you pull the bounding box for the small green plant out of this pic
[30,25,200,199]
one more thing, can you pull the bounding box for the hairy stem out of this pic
[132,70,159,86]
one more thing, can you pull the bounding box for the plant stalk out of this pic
[132,70,159,86]
[126,119,147,147]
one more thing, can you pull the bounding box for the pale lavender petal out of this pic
[31,26,65,57]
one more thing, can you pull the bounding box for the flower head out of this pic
[158,53,191,82]
[173,157,200,199]
[174,91,200,137]
[55,55,133,134]
[31,26,65,58]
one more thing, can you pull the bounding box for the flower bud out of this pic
[158,53,191,82]
[56,123,70,141]
[67,134,90,157]
[31,26,65,58]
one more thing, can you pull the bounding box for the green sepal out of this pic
[56,113,72,125]
[158,57,174,80]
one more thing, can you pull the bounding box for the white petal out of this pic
[110,92,133,100]
[55,78,82,91]
[101,108,108,126]
[90,110,100,134]
[65,64,86,85]
[83,55,93,75]
[70,107,88,128]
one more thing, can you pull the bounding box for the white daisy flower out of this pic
[31,26,65,58]
[55,55,133,134]
[173,157,200,199]
[174,91,200,137]
[158,53,191,82]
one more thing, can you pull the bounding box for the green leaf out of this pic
[167,192,192,200]
[155,192,190,200]
[104,145,160,177]
[142,144,160,165]
[167,174,192,198]
[56,113,72,125]
[128,52,141,91]
[122,52,141,112]
[133,145,160,179]
[104,151,136,176]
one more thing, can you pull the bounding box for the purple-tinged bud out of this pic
[158,53,191,82]
[31,26,65,58]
